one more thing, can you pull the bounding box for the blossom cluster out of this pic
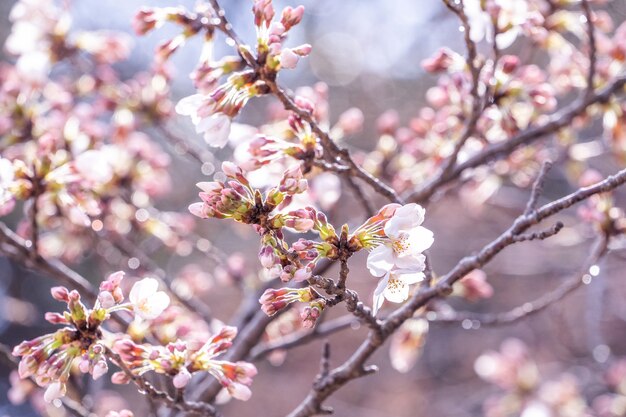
[114,326,257,400]
[189,158,436,319]
[12,271,256,404]
[0,0,192,264]
[135,0,310,147]
[12,272,161,402]
[5,0,626,414]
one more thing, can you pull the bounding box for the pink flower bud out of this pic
[222,161,243,178]
[132,8,159,35]
[292,44,312,57]
[173,368,192,388]
[269,21,285,36]
[50,286,70,303]
[421,48,457,73]
[43,381,66,403]
[500,55,520,74]
[259,246,276,268]
[377,110,399,134]
[92,361,108,380]
[111,371,131,385]
[44,312,68,325]
[281,5,305,30]
[337,108,364,135]
[293,268,311,282]
[280,48,299,69]
[189,202,208,218]
[98,291,116,309]
[79,359,91,373]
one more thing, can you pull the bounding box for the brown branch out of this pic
[265,81,404,204]
[308,274,380,331]
[407,72,626,203]
[0,222,96,299]
[429,235,608,327]
[437,0,484,178]
[286,166,626,417]
[581,0,597,97]
[524,160,552,214]
[511,221,563,242]
[249,315,357,360]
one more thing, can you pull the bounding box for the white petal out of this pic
[203,114,232,148]
[395,253,426,271]
[372,278,389,316]
[399,271,425,285]
[175,94,204,116]
[496,27,521,49]
[43,382,66,403]
[384,277,410,303]
[129,278,158,304]
[367,245,395,277]
[384,203,425,237]
[406,226,434,253]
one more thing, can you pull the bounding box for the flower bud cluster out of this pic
[252,0,310,71]
[300,299,326,328]
[12,272,172,403]
[140,0,310,147]
[259,287,316,316]
[113,326,257,400]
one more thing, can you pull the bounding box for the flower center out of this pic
[391,232,410,255]
[386,276,404,295]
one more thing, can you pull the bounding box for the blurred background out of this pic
[2,1,626,416]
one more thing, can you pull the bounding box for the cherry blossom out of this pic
[366,203,434,277]
[372,269,425,315]
[128,278,170,320]
[175,94,232,148]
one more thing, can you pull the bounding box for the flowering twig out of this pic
[287,166,626,417]
[103,231,213,323]
[437,0,484,178]
[407,73,626,203]
[510,221,564,242]
[106,347,221,417]
[0,343,96,417]
[265,81,404,205]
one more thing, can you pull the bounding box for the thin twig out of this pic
[581,0,597,97]
[287,167,626,417]
[429,235,608,327]
[524,160,552,214]
[250,315,358,360]
[438,0,484,178]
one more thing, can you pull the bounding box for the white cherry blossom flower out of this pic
[373,270,425,315]
[366,203,434,276]
[175,94,232,148]
[463,0,529,49]
[129,278,170,320]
